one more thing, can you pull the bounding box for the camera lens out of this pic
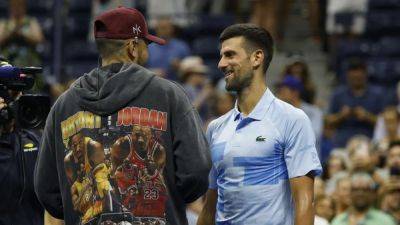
[17,95,50,129]
[18,101,43,128]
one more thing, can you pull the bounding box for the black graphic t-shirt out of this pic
[34,63,211,225]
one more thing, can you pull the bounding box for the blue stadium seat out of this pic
[377,37,400,56]
[0,1,7,18]
[64,41,98,61]
[337,39,373,57]
[68,0,91,13]
[64,60,99,78]
[181,14,234,43]
[369,0,400,9]
[367,58,400,84]
[27,0,52,15]
[367,11,400,34]
[65,15,91,40]
[192,36,220,58]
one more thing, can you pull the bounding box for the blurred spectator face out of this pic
[383,108,399,138]
[314,177,326,199]
[216,92,234,116]
[285,61,310,83]
[10,0,26,19]
[383,189,400,212]
[155,18,175,40]
[288,62,307,81]
[315,196,335,221]
[350,148,372,172]
[350,176,374,211]
[335,178,351,207]
[328,155,346,178]
[186,72,206,87]
[179,56,208,87]
[388,145,400,170]
[346,68,367,91]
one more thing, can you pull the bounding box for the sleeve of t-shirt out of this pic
[284,110,322,179]
[206,121,217,190]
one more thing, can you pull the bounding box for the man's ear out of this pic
[127,39,138,62]
[252,49,264,70]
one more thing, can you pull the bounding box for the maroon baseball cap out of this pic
[94,7,166,45]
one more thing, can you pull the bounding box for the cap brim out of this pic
[145,34,166,45]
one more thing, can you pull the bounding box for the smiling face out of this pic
[218,37,255,92]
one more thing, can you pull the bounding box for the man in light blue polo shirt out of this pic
[197,24,322,225]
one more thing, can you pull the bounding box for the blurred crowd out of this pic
[1,0,400,225]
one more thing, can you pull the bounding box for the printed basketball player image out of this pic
[64,133,112,224]
[111,124,167,223]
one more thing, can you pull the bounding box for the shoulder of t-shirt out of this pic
[207,109,234,134]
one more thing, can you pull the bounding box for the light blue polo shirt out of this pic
[207,88,322,225]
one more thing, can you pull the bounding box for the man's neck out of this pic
[350,207,369,217]
[292,98,302,108]
[102,59,135,67]
[237,72,267,116]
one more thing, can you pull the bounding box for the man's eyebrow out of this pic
[220,49,235,56]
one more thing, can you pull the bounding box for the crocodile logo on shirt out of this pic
[256,136,266,142]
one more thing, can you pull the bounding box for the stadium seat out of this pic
[27,0,52,15]
[192,36,220,58]
[369,0,400,9]
[366,11,400,34]
[367,58,400,84]
[377,37,400,56]
[65,15,91,40]
[337,39,373,57]
[64,41,98,61]
[64,60,99,78]
[68,0,91,13]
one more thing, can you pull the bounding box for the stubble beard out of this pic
[225,70,254,93]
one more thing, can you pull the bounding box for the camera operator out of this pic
[0,95,44,225]
[0,57,50,225]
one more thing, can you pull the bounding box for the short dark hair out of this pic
[389,140,400,150]
[219,23,274,73]
[347,58,366,71]
[95,38,129,59]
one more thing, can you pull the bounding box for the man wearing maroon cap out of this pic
[34,7,211,225]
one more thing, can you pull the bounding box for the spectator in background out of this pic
[380,181,400,223]
[375,141,400,185]
[0,0,44,66]
[333,176,351,215]
[277,75,323,146]
[326,59,383,147]
[373,106,400,150]
[331,173,396,225]
[347,135,374,174]
[315,195,335,222]
[147,17,190,80]
[314,177,326,199]
[88,0,133,42]
[323,150,349,182]
[179,56,213,121]
[282,59,317,104]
